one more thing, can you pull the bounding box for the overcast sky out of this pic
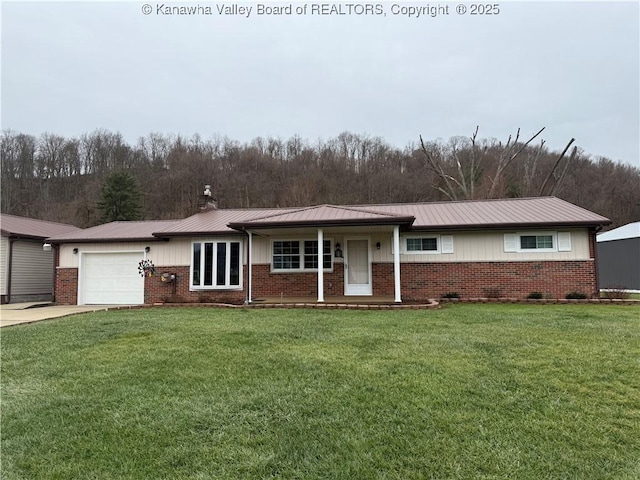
[2,1,638,165]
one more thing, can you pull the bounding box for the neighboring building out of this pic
[1,214,80,304]
[597,222,640,292]
[48,196,610,305]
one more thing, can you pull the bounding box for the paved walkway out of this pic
[0,303,135,327]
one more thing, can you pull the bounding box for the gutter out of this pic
[6,239,14,304]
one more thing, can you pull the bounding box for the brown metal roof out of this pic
[47,220,179,243]
[368,197,611,229]
[228,204,415,229]
[0,214,80,240]
[155,208,293,237]
[44,197,610,243]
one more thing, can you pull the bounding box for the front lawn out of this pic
[2,305,639,479]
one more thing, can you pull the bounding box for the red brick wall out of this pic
[144,266,246,304]
[55,268,78,305]
[251,264,345,298]
[55,260,598,305]
[395,261,597,300]
[251,261,596,300]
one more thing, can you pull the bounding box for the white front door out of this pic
[344,238,372,295]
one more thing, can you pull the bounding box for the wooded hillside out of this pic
[1,129,638,229]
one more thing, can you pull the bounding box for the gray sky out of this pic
[2,1,639,165]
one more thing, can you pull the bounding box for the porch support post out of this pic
[247,230,253,304]
[393,225,401,303]
[317,228,325,302]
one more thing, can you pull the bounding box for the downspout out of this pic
[52,243,59,304]
[393,225,401,303]
[592,226,603,297]
[6,238,15,304]
[317,228,324,302]
[247,230,253,304]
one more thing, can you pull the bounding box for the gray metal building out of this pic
[597,222,640,292]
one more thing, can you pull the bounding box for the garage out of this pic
[79,252,145,305]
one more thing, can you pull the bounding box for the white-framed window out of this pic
[191,240,242,289]
[403,235,454,254]
[504,232,571,253]
[272,239,332,271]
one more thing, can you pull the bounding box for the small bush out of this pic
[527,292,543,299]
[565,291,588,300]
[601,287,630,300]
[441,292,460,299]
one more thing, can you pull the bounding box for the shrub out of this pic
[527,292,543,299]
[601,287,630,299]
[441,292,460,299]
[565,291,588,300]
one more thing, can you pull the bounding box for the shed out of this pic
[597,222,640,292]
[0,214,80,303]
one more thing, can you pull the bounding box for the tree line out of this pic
[1,128,638,229]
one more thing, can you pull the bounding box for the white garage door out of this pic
[80,252,145,305]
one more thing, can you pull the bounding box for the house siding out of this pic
[0,236,8,298]
[250,229,591,265]
[52,227,600,304]
[10,240,55,301]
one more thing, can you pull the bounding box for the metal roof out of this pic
[47,220,179,243]
[0,214,80,240]
[44,197,611,243]
[368,197,611,230]
[156,208,293,236]
[597,222,640,242]
[228,204,415,229]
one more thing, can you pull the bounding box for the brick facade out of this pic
[144,266,246,305]
[395,261,597,300]
[55,268,78,305]
[54,260,597,305]
[251,264,345,298]
[249,260,597,300]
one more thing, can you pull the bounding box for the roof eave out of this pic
[228,217,416,230]
[152,230,241,238]
[2,232,52,241]
[410,220,611,231]
[48,236,169,244]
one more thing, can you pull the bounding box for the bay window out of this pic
[192,240,242,289]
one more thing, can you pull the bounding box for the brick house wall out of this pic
[251,264,345,299]
[144,266,246,304]
[55,268,78,305]
[249,260,597,300]
[395,261,597,300]
[55,259,597,305]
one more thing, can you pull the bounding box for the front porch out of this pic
[247,295,439,309]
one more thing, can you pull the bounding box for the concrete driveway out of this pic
[0,302,137,327]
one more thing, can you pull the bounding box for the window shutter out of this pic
[504,234,517,252]
[557,232,572,252]
[441,235,454,254]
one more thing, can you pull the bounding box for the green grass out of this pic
[2,305,639,479]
